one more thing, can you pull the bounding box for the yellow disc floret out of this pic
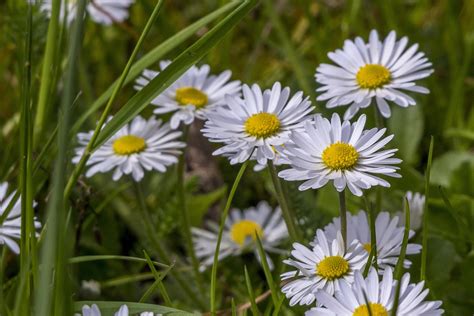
[353,303,389,316]
[356,64,391,89]
[316,255,349,280]
[230,220,264,246]
[363,243,372,253]
[113,135,146,155]
[175,87,208,108]
[322,142,359,171]
[244,113,281,138]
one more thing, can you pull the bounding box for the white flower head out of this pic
[73,115,185,182]
[279,113,401,196]
[202,82,314,165]
[134,61,241,129]
[33,0,135,25]
[192,201,288,270]
[316,29,433,120]
[0,182,41,254]
[322,211,421,273]
[75,304,159,316]
[281,229,367,306]
[307,267,444,315]
[397,191,425,230]
[81,279,101,296]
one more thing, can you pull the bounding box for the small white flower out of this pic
[73,115,185,182]
[81,279,101,296]
[0,182,41,254]
[315,29,433,120]
[397,191,425,230]
[322,211,421,273]
[307,267,444,315]
[192,201,288,270]
[279,113,401,196]
[202,82,314,165]
[33,0,135,25]
[134,61,241,129]
[75,304,159,316]
[281,229,367,306]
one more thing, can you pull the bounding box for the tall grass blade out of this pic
[420,136,434,280]
[140,251,174,304]
[244,266,261,316]
[255,235,279,307]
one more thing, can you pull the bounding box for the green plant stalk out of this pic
[210,159,250,315]
[255,235,279,307]
[362,197,378,276]
[176,126,203,291]
[143,251,172,306]
[133,181,205,309]
[338,190,347,252]
[34,0,62,135]
[0,248,8,315]
[64,0,165,201]
[34,0,87,314]
[140,252,174,303]
[268,160,300,241]
[420,136,434,280]
[391,198,411,316]
[68,255,169,268]
[72,0,239,133]
[244,266,261,316]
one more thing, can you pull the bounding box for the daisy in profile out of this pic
[73,115,185,182]
[76,304,158,316]
[280,229,367,306]
[316,30,433,119]
[322,211,421,273]
[0,182,41,254]
[279,113,401,196]
[33,0,135,25]
[397,191,425,230]
[134,61,241,129]
[202,82,314,165]
[307,267,444,315]
[192,201,288,270]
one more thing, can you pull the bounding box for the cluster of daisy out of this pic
[65,29,442,314]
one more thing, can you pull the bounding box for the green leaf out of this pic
[73,301,196,316]
[431,150,474,187]
[188,186,227,226]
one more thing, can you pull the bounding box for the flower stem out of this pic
[420,136,434,280]
[210,160,250,315]
[338,190,347,252]
[268,160,300,242]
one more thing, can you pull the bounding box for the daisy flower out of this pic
[307,267,444,315]
[316,30,433,119]
[322,211,421,273]
[0,182,41,254]
[134,61,241,129]
[73,115,185,182]
[202,82,314,165]
[192,201,288,270]
[278,113,401,196]
[33,0,135,25]
[397,191,425,230]
[76,304,158,316]
[281,229,367,306]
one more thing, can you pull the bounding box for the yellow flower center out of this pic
[175,87,208,108]
[230,220,263,246]
[244,113,281,138]
[356,64,391,89]
[112,135,146,155]
[363,243,372,253]
[322,142,359,171]
[316,255,349,280]
[353,303,389,316]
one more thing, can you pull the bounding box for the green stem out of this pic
[210,160,250,315]
[420,136,434,280]
[338,190,347,252]
[268,160,300,241]
[63,0,164,201]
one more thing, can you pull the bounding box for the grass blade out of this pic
[140,251,174,304]
[244,266,261,316]
[255,235,279,307]
[420,136,434,280]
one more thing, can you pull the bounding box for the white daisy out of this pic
[192,201,288,270]
[278,113,401,196]
[202,82,314,165]
[397,191,425,230]
[134,61,241,129]
[253,146,290,172]
[280,229,367,306]
[73,115,185,182]
[0,182,41,254]
[322,211,421,273]
[316,29,433,119]
[307,267,444,315]
[33,0,135,25]
[75,304,158,316]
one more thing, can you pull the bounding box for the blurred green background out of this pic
[0,0,473,315]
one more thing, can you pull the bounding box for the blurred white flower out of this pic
[135,61,241,129]
[81,279,101,296]
[73,115,185,182]
[75,304,159,316]
[397,191,425,230]
[315,30,433,119]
